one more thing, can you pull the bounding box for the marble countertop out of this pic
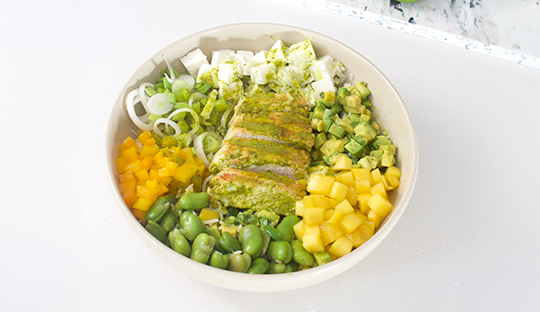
[301,0,540,69]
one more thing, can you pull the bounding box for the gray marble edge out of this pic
[299,0,540,70]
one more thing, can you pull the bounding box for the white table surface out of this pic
[2,0,539,311]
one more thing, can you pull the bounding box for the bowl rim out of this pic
[105,22,419,292]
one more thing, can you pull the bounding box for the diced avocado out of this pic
[320,138,345,156]
[370,149,383,162]
[354,81,371,100]
[312,102,325,119]
[344,139,366,156]
[321,118,333,133]
[329,104,342,116]
[337,87,351,105]
[381,153,395,167]
[313,252,333,266]
[324,91,335,105]
[328,123,346,138]
[370,135,392,150]
[360,113,371,122]
[353,135,368,146]
[333,116,354,134]
[379,144,397,155]
[311,118,323,132]
[348,113,362,125]
[343,94,366,114]
[358,156,378,170]
[362,98,372,108]
[370,120,380,134]
[313,132,328,149]
[354,121,377,141]
[323,108,334,120]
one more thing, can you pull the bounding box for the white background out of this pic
[1,0,539,311]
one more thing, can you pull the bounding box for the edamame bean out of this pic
[259,226,270,256]
[145,197,171,223]
[262,225,284,240]
[218,232,242,254]
[238,224,263,258]
[291,239,315,267]
[267,262,287,274]
[246,257,269,274]
[179,211,205,241]
[146,221,167,243]
[276,215,300,242]
[285,262,298,273]
[266,241,293,264]
[190,233,215,264]
[209,251,229,269]
[206,224,226,254]
[177,192,209,210]
[227,253,252,273]
[159,213,176,234]
[168,229,191,257]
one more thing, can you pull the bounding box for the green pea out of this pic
[262,225,284,240]
[145,197,171,223]
[291,239,315,267]
[267,262,287,274]
[247,257,270,274]
[238,224,263,258]
[276,215,301,242]
[168,229,191,257]
[179,211,206,241]
[159,213,176,234]
[218,232,242,254]
[190,233,215,264]
[209,251,229,269]
[266,241,293,264]
[177,192,209,210]
[146,221,167,243]
[313,252,333,266]
[227,253,252,273]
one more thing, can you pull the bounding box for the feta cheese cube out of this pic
[218,80,243,102]
[196,63,213,80]
[211,49,235,68]
[181,48,209,77]
[251,51,267,65]
[311,55,334,81]
[218,61,241,84]
[311,77,335,96]
[249,63,276,85]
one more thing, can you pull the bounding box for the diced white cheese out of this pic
[211,49,235,68]
[270,39,286,51]
[180,48,209,77]
[234,51,254,76]
[288,39,316,68]
[218,81,243,102]
[218,62,241,84]
[251,51,267,65]
[267,40,288,66]
[249,63,276,85]
[236,50,254,62]
[311,77,335,96]
[311,55,334,81]
[196,63,213,82]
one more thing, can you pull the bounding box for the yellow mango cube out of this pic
[355,211,368,222]
[384,166,402,179]
[367,193,394,218]
[335,171,355,187]
[346,224,373,247]
[387,175,401,189]
[335,199,354,215]
[324,208,335,220]
[351,168,371,182]
[307,174,335,195]
[327,235,353,258]
[339,212,364,234]
[311,195,330,209]
[327,208,345,224]
[381,175,393,191]
[304,207,325,225]
[320,222,343,246]
[367,210,382,229]
[293,219,305,240]
[295,199,304,216]
[328,181,348,202]
[363,221,375,234]
[355,179,371,194]
[371,182,387,198]
[324,197,340,208]
[371,168,383,184]
[302,224,325,253]
[346,187,358,207]
[331,154,352,170]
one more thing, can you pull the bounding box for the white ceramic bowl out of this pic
[106,23,419,292]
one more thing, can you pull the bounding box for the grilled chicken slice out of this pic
[224,112,315,151]
[234,93,310,117]
[207,168,306,215]
[209,137,310,179]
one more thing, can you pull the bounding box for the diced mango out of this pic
[339,212,363,234]
[363,221,375,234]
[370,182,387,198]
[295,199,305,216]
[367,193,393,218]
[327,208,345,224]
[307,174,335,195]
[335,171,355,187]
[371,168,383,184]
[324,208,335,220]
[381,174,393,191]
[387,175,400,189]
[385,166,402,179]
[328,181,348,202]
[368,210,382,229]
[355,179,371,194]
[327,235,353,259]
[335,199,354,215]
[302,224,325,253]
[303,207,325,225]
[351,168,371,182]
[357,193,372,214]
[346,187,358,207]
[293,219,305,240]
[320,222,343,246]
[331,154,352,171]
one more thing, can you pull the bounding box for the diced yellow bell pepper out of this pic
[199,208,219,222]
[137,130,153,142]
[122,146,139,163]
[132,197,154,211]
[116,157,127,174]
[132,208,147,222]
[174,163,200,183]
[125,159,143,173]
